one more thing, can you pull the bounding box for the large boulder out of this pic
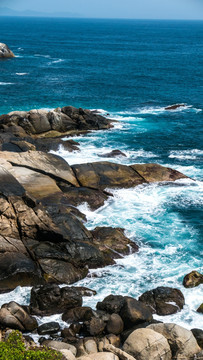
[119,297,153,328]
[71,162,144,190]
[139,286,185,315]
[183,270,203,288]
[106,313,124,335]
[131,163,187,183]
[0,43,15,58]
[123,328,171,360]
[62,307,94,323]
[0,301,38,331]
[148,323,201,359]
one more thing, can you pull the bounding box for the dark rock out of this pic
[139,286,185,315]
[85,317,106,336]
[62,307,94,323]
[191,329,203,349]
[91,227,139,262]
[37,321,60,335]
[0,301,38,331]
[0,43,15,58]
[106,313,124,335]
[97,295,125,314]
[59,186,109,211]
[61,327,78,341]
[165,104,185,110]
[183,270,203,288]
[119,297,153,328]
[30,284,83,316]
[197,303,203,313]
[72,161,144,190]
[99,150,127,158]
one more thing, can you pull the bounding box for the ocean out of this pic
[0,17,202,332]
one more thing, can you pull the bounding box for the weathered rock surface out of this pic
[106,314,124,335]
[0,43,15,58]
[131,163,187,183]
[0,301,38,331]
[183,270,203,288]
[123,328,172,360]
[148,323,201,359]
[97,295,125,314]
[78,353,119,360]
[41,339,77,356]
[139,286,185,315]
[72,162,144,190]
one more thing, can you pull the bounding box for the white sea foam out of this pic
[47,58,65,65]
[0,82,14,85]
[118,104,202,115]
[34,54,51,58]
[16,72,28,76]
[169,149,203,160]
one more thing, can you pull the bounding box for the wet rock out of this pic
[99,150,127,158]
[139,286,185,315]
[197,303,203,313]
[165,104,185,110]
[97,295,125,314]
[191,328,203,349]
[106,314,124,335]
[91,227,139,263]
[131,163,188,183]
[183,270,203,288]
[119,297,153,328]
[60,187,109,211]
[0,301,38,331]
[30,284,83,316]
[0,43,15,58]
[148,323,201,359]
[62,307,94,323]
[123,328,171,360]
[37,321,60,335]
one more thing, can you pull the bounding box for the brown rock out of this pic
[0,301,38,331]
[165,104,185,110]
[62,307,94,323]
[119,297,153,328]
[131,163,187,183]
[183,270,203,288]
[0,43,15,58]
[71,162,144,190]
[106,313,124,335]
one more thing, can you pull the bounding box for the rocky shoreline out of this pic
[0,105,202,359]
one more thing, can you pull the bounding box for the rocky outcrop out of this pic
[148,323,201,359]
[131,163,188,183]
[123,328,172,360]
[0,43,15,58]
[183,270,203,288]
[139,286,185,315]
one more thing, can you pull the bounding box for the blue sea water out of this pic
[0,17,202,331]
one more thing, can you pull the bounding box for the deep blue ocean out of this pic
[0,17,202,331]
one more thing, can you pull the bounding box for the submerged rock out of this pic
[165,104,185,110]
[0,43,15,58]
[99,150,127,158]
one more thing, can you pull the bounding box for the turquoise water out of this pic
[0,17,202,330]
